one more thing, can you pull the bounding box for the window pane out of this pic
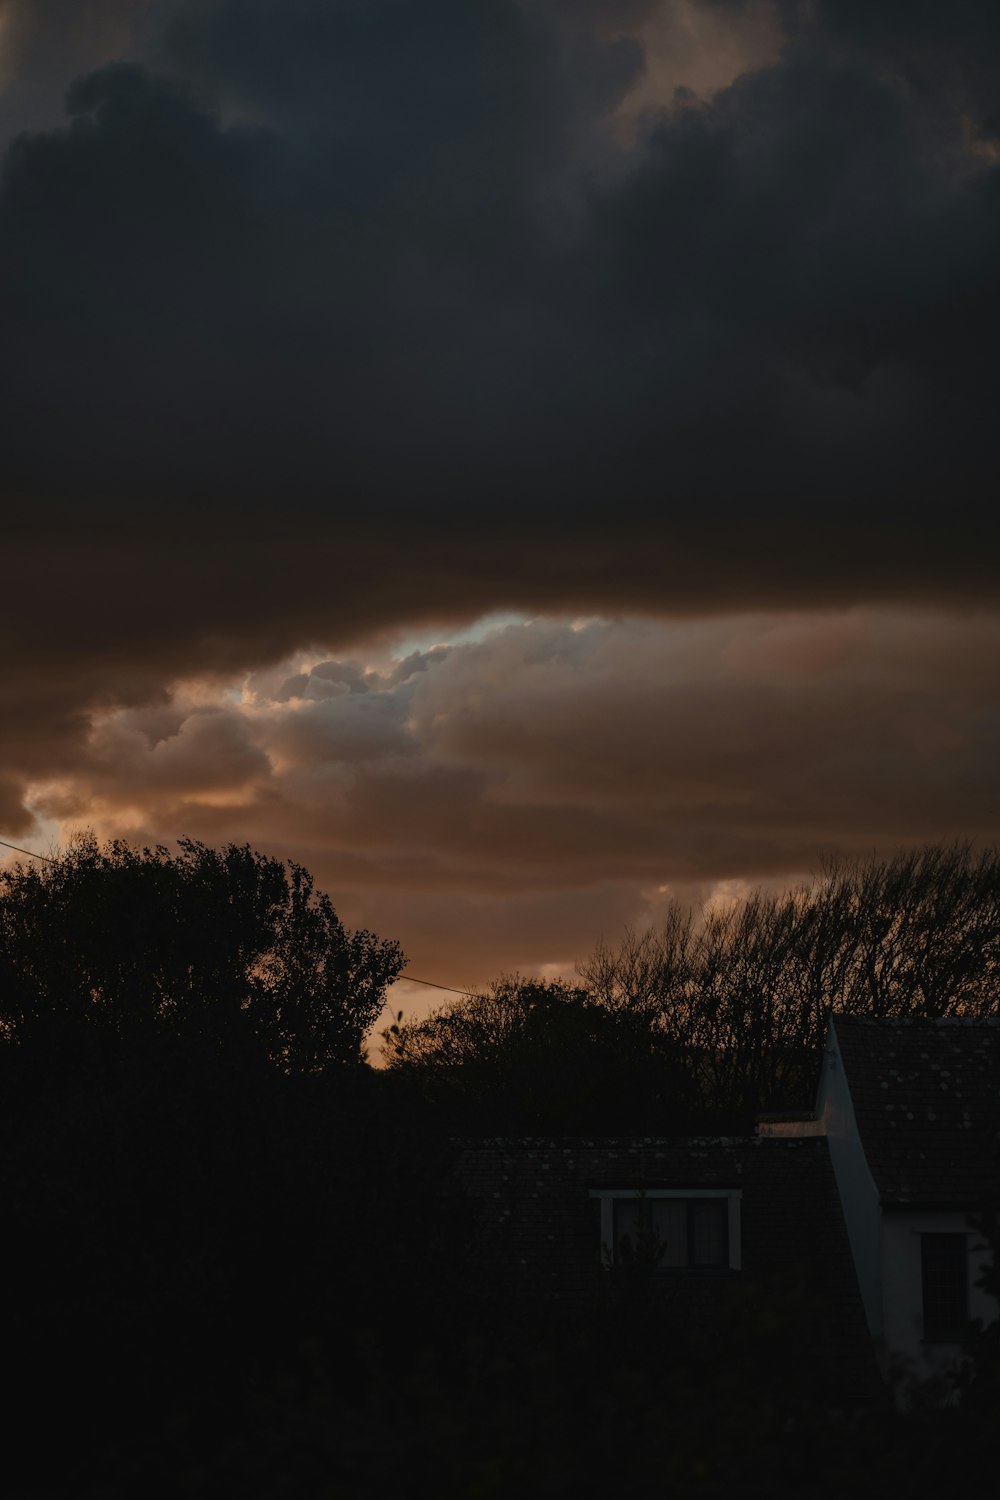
[921,1233,968,1343]
[614,1198,687,1267]
[608,1197,732,1270]
[691,1199,728,1267]
[613,1197,642,1256]
[651,1199,689,1267]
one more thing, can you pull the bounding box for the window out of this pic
[590,1190,741,1271]
[921,1232,969,1343]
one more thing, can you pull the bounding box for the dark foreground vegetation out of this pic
[1,837,998,1496]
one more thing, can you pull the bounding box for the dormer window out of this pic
[590,1189,742,1271]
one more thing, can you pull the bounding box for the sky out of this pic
[1,1,998,1011]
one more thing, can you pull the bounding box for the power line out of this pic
[388,974,483,1000]
[0,838,56,864]
[1,835,483,1000]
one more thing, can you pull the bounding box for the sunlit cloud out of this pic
[17,607,1000,1002]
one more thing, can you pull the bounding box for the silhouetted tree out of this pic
[583,843,1000,1121]
[0,838,446,1495]
[385,845,1000,1132]
[0,832,405,1074]
[381,973,699,1131]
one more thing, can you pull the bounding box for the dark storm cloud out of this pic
[1,0,999,829]
[0,1,173,142]
[3,2,998,521]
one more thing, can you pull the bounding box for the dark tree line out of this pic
[383,844,1000,1129]
[380,972,702,1132]
[0,834,427,1496]
[0,832,404,1077]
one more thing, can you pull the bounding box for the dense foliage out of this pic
[381,974,701,1132]
[0,833,405,1073]
[384,844,1000,1129]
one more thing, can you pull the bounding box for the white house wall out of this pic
[881,1209,997,1383]
[817,1020,883,1340]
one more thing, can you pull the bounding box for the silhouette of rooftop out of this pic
[833,1015,1000,1207]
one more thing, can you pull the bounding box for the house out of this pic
[760,1015,1000,1388]
[454,1016,1000,1402]
[456,1133,879,1399]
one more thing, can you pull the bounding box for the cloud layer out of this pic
[22,611,1000,988]
[1,3,997,994]
[2,6,999,605]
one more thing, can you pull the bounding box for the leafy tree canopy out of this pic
[384,845,1000,1130]
[0,832,405,1074]
[381,974,700,1132]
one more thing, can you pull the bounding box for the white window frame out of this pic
[589,1188,742,1271]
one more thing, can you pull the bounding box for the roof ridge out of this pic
[833,1014,1000,1027]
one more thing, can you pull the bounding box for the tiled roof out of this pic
[833,1015,1000,1207]
[455,1135,877,1398]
